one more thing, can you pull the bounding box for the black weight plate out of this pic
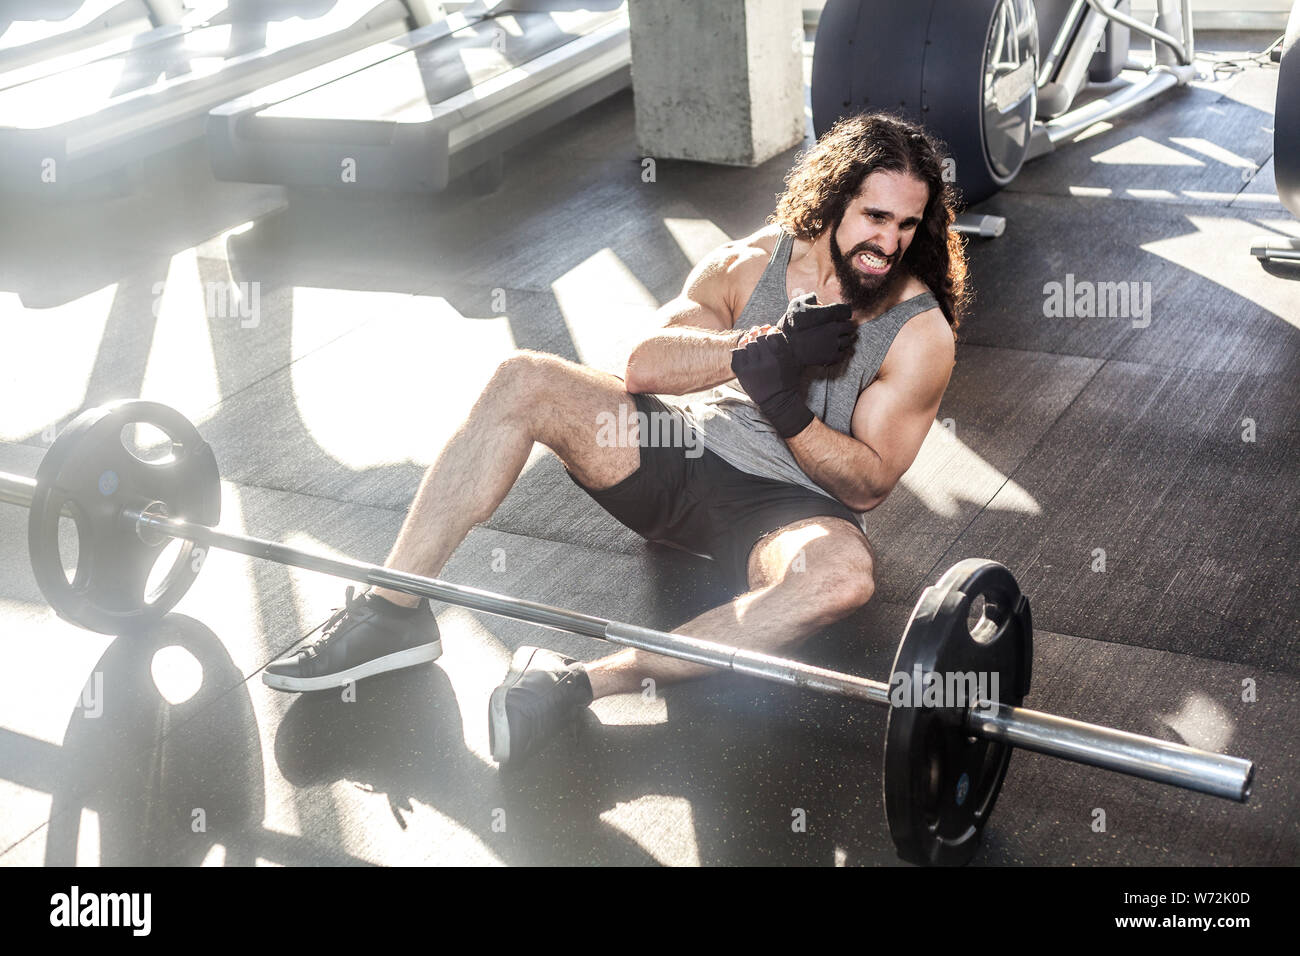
[884,559,1032,866]
[28,401,221,635]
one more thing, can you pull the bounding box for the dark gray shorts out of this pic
[566,393,864,593]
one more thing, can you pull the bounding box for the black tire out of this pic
[1276,1,1300,216]
[812,0,1039,206]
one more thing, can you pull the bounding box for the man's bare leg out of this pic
[373,351,642,607]
[586,517,875,697]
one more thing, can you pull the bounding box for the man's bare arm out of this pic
[624,246,749,395]
[624,327,744,395]
[786,310,954,512]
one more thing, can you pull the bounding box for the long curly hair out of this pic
[770,112,969,331]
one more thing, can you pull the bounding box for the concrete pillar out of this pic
[145,1,186,24]
[628,0,805,167]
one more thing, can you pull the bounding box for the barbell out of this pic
[0,400,1254,865]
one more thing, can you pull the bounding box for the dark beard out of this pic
[829,229,906,314]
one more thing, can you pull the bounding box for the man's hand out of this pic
[777,293,855,367]
[736,324,775,348]
[730,333,814,439]
[730,295,854,438]
[737,296,854,360]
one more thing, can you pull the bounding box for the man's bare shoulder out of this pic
[880,277,954,369]
[897,273,936,305]
[894,300,956,370]
[705,224,782,275]
[684,226,783,320]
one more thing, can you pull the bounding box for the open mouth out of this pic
[856,250,891,275]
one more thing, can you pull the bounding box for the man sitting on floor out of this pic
[263,112,968,767]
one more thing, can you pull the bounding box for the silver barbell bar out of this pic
[0,470,1254,802]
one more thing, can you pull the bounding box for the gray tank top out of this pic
[664,230,939,523]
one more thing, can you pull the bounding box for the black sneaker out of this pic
[262,587,441,692]
[489,646,593,767]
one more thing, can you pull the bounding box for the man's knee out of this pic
[489,349,565,396]
[486,350,589,429]
[825,556,876,619]
[793,548,876,625]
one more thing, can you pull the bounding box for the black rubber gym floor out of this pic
[0,31,1295,865]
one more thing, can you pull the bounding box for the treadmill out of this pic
[0,1,414,188]
[207,0,629,191]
